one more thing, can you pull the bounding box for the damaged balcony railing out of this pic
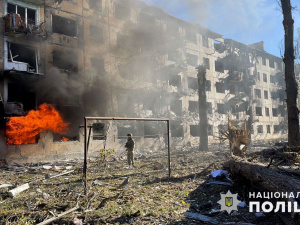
[3,13,45,36]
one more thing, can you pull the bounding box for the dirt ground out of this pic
[0,145,292,224]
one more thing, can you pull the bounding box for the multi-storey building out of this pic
[0,0,287,162]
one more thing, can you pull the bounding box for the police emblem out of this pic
[225,197,233,207]
[217,190,241,214]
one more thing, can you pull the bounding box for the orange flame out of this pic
[6,103,69,145]
[62,137,69,142]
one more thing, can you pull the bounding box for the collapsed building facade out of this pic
[0,0,287,162]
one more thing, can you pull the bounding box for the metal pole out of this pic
[83,117,87,193]
[87,126,92,152]
[167,120,171,177]
[82,117,171,189]
[85,117,168,121]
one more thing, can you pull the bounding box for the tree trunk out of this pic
[197,65,208,151]
[224,157,300,194]
[281,0,300,146]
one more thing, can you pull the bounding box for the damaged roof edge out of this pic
[224,39,282,61]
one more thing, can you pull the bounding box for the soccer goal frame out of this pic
[83,117,171,190]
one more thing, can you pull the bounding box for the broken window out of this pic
[272,108,278,117]
[52,15,77,37]
[265,107,270,117]
[207,102,212,114]
[93,123,106,140]
[28,9,36,25]
[115,4,130,20]
[215,61,224,73]
[7,83,36,111]
[88,0,102,12]
[262,57,266,66]
[90,25,103,43]
[264,90,268,99]
[186,53,198,67]
[7,3,16,14]
[256,107,262,116]
[206,80,211,91]
[17,5,25,21]
[254,89,261,98]
[190,125,200,137]
[53,50,78,72]
[91,57,105,75]
[186,29,197,44]
[257,125,263,134]
[188,101,198,113]
[170,100,182,116]
[203,57,210,70]
[274,125,280,134]
[169,75,181,87]
[269,59,275,68]
[8,42,37,72]
[187,77,198,90]
[267,125,271,134]
[263,73,267,82]
[217,103,225,114]
[202,36,209,48]
[216,82,225,93]
[7,3,35,26]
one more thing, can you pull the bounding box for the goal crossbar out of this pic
[83,117,171,191]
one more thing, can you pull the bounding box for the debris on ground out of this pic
[0,145,299,224]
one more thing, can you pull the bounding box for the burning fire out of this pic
[62,137,69,142]
[6,103,69,145]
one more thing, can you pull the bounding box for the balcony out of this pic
[4,13,44,38]
[228,71,243,83]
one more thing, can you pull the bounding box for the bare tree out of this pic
[197,65,208,151]
[281,0,300,146]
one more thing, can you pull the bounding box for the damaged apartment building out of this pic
[0,0,287,161]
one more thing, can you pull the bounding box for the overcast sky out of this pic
[142,0,300,58]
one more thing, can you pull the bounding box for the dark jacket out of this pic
[125,138,135,151]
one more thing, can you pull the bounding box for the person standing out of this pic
[125,133,135,168]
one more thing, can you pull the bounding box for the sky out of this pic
[142,0,300,58]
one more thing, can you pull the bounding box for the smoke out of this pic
[27,67,110,137]
[142,0,286,56]
[34,67,85,105]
